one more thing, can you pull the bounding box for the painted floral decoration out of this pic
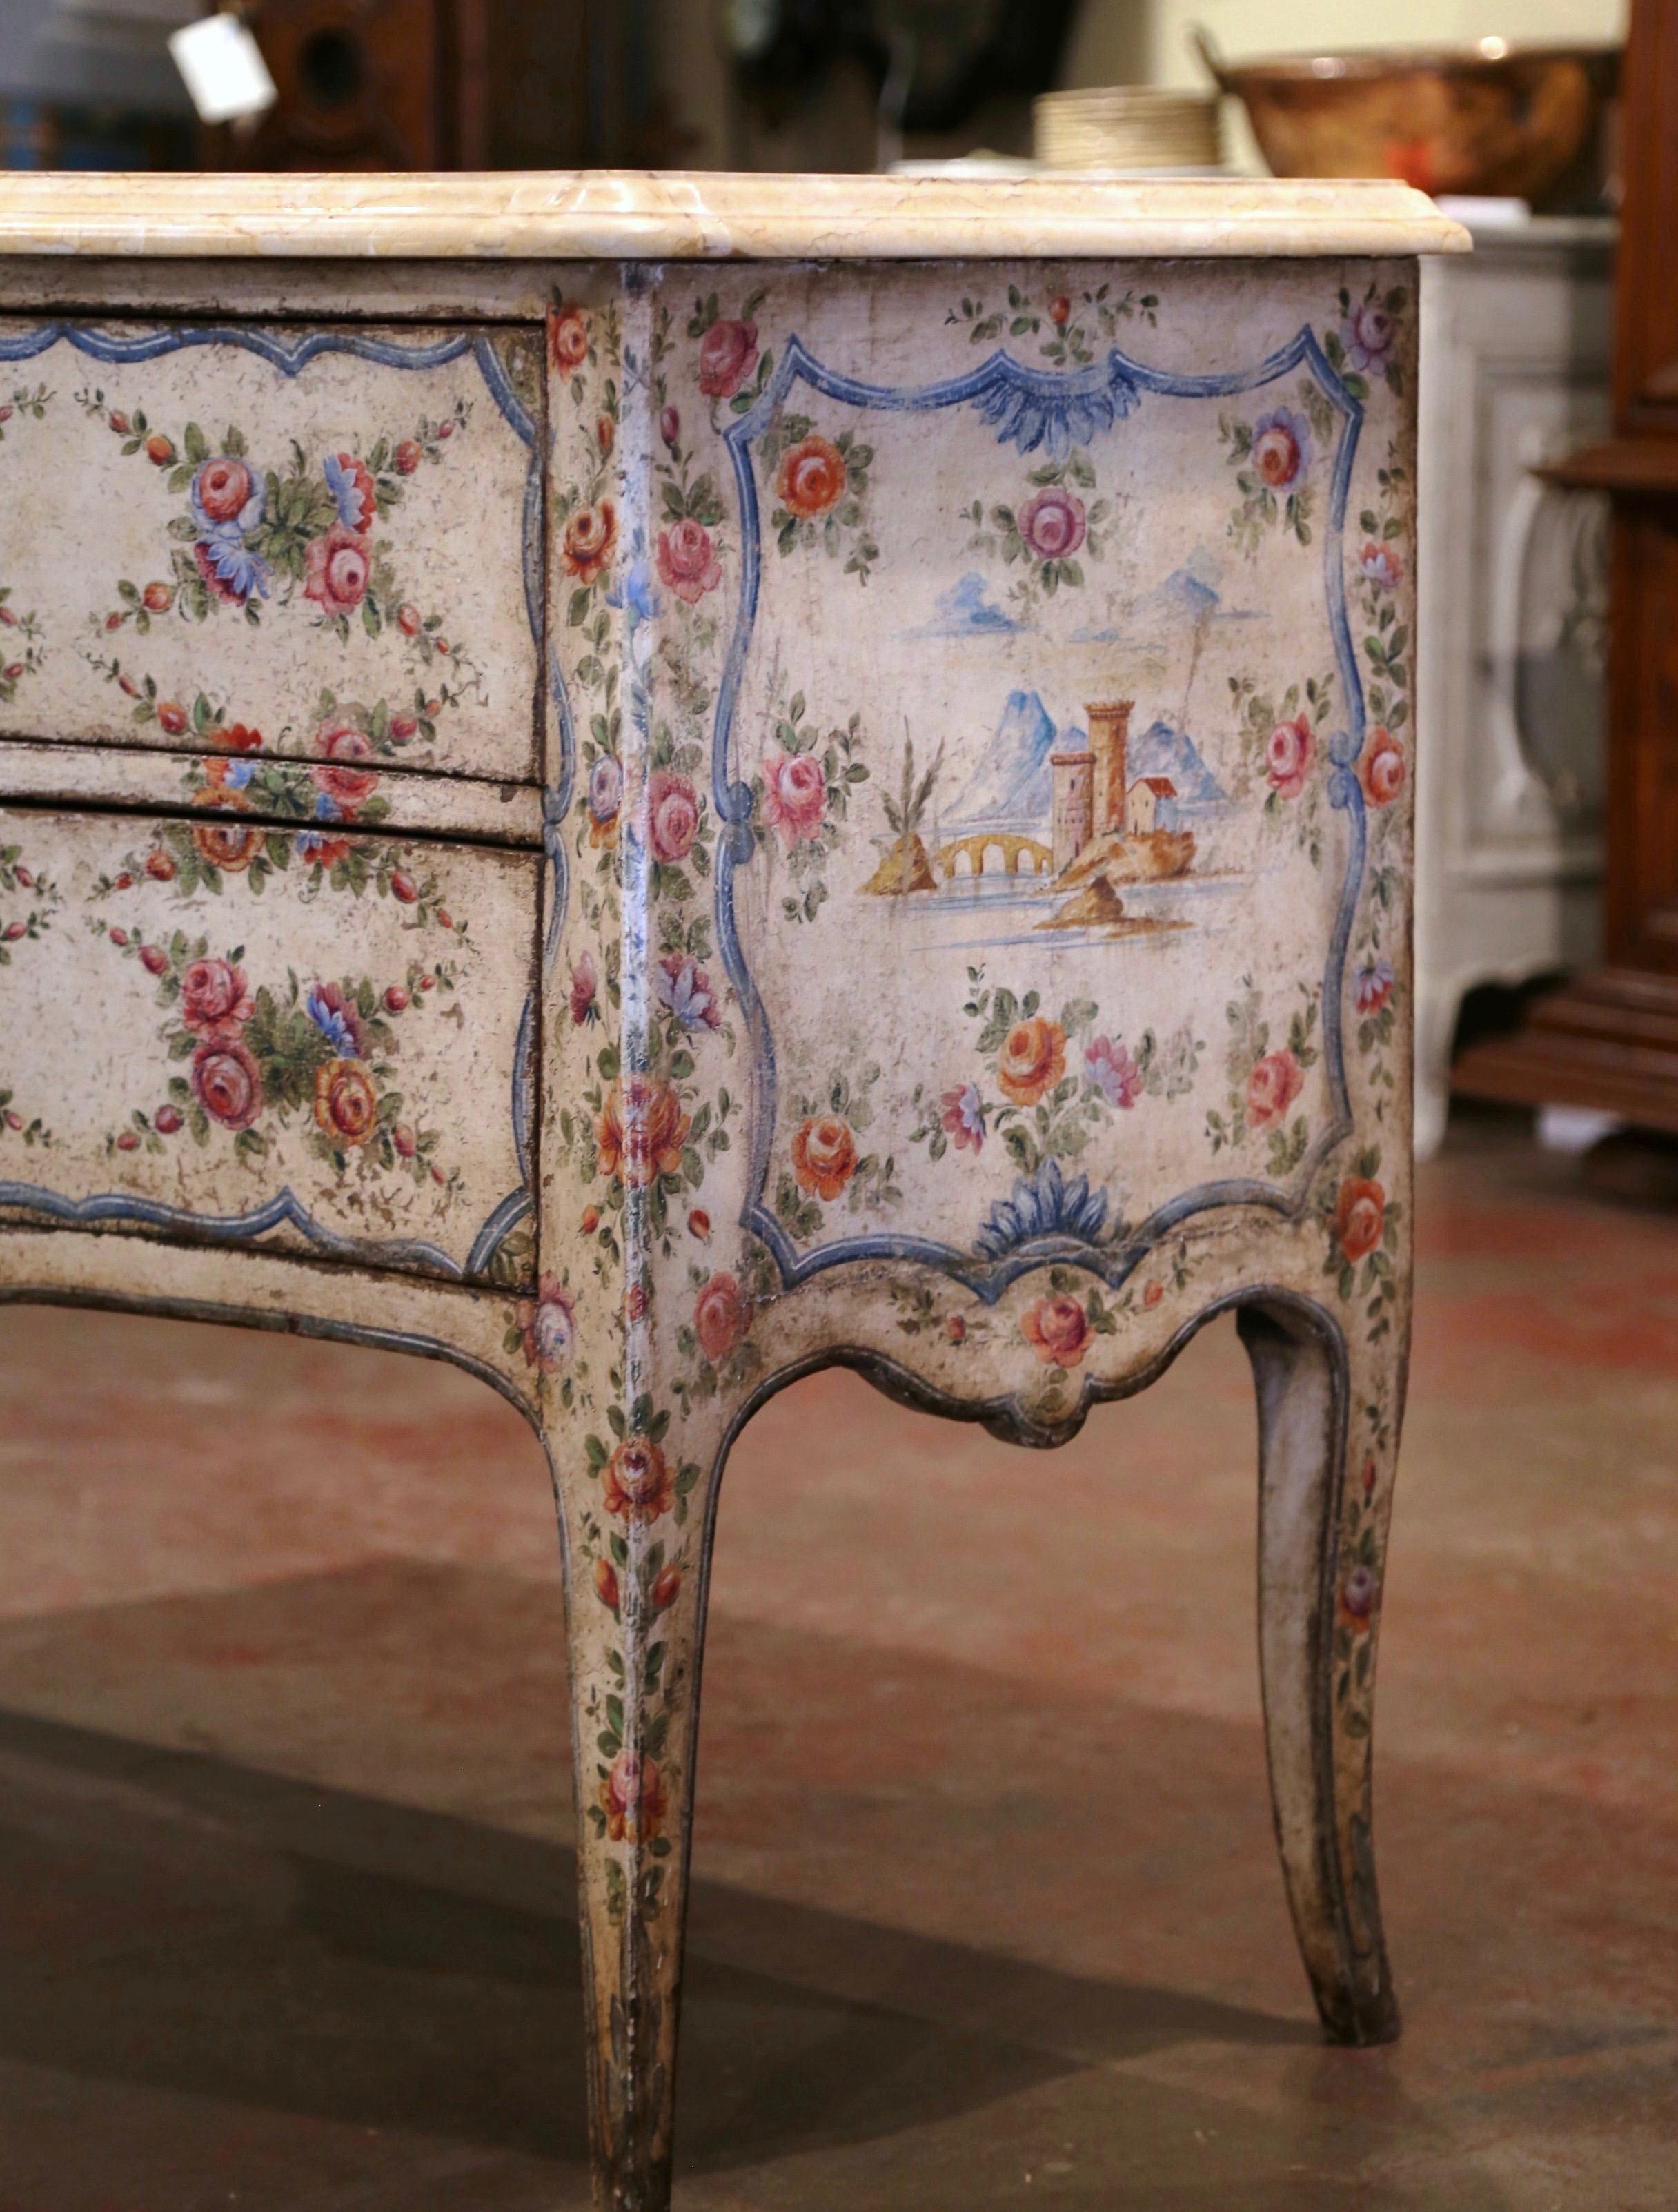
[77,384,473,636]
[98,919,457,1184]
[0,839,59,1148]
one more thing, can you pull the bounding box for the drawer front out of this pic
[0,805,535,1286]
[0,321,541,781]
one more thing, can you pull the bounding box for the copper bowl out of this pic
[1192,27,1619,207]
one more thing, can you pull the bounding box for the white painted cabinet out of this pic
[1415,213,1614,1156]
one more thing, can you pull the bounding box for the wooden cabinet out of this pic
[1454,0,1678,1133]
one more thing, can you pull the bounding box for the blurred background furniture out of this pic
[1414,206,1613,1157]
[197,0,491,170]
[0,0,196,167]
[0,0,668,173]
[1453,0,1678,1135]
[198,0,666,172]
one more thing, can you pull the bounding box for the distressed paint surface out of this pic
[535,256,1416,2208]
[0,807,537,1284]
[0,734,546,843]
[0,242,1423,2212]
[543,260,1411,1406]
[0,322,543,779]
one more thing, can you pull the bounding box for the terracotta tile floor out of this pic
[0,1106,1675,2209]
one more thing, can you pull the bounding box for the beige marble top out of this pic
[0,170,1470,262]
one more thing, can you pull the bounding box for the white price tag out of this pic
[168,13,278,126]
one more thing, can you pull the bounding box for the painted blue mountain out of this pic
[1129,718,1226,810]
[945,689,1058,825]
[1147,566,1221,623]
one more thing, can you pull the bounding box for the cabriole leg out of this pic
[1239,1293,1409,2046]
[548,1395,729,2212]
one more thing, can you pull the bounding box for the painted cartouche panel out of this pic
[0,805,536,1284]
[549,257,1412,1373]
[0,322,543,781]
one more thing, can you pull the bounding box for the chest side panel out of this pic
[549,258,1415,1309]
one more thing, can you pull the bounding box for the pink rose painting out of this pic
[179,956,253,1043]
[312,722,380,808]
[1266,714,1315,799]
[693,1271,751,1365]
[1246,1050,1303,1128]
[645,770,700,865]
[655,519,722,605]
[549,306,589,373]
[758,746,827,848]
[1021,1294,1092,1371]
[192,456,257,527]
[304,522,371,618]
[190,1039,263,1131]
[697,317,758,399]
[1018,485,1086,563]
[1084,1035,1142,1110]
[1361,727,1406,808]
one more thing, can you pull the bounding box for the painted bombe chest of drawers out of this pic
[0,172,1466,2209]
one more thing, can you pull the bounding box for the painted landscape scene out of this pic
[852,558,1255,956]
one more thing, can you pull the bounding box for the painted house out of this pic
[1125,776,1180,834]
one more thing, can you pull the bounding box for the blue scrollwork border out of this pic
[0,320,542,1284]
[711,329,1369,1305]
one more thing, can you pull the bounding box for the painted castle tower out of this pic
[1050,698,1134,869]
[1088,699,1132,836]
[1049,748,1094,871]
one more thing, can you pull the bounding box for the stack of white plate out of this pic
[1033,86,1224,173]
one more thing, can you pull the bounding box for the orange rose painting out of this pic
[1334,1176,1387,1262]
[996,1017,1066,1108]
[599,1750,668,1843]
[776,433,847,520]
[791,1113,858,1200]
[602,1435,675,1525]
[563,497,618,583]
[596,1074,691,1189]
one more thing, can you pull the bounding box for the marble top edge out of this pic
[0,170,1471,261]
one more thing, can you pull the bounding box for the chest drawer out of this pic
[0,320,542,782]
[0,799,536,1287]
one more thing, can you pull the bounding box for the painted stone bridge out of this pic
[937,832,1054,881]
